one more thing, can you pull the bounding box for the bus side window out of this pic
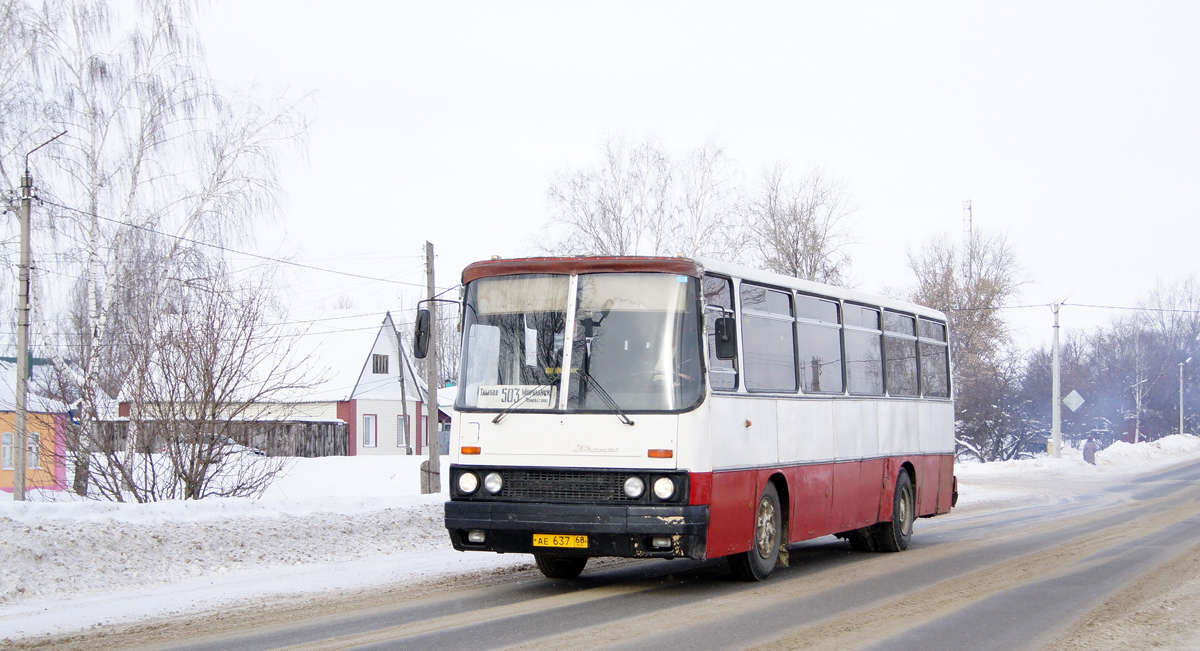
[740,284,798,393]
[796,294,844,394]
[918,318,950,397]
[883,311,918,396]
[703,275,738,391]
[844,304,884,395]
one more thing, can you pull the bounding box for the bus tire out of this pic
[875,471,914,552]
[534,554,588,579]
[728,482,782,581]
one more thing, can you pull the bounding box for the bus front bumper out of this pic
[444,501,709,560]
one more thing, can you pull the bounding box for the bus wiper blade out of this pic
[492,380,552,424]
[578,368,635,426]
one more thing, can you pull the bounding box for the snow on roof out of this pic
[280,309,428,404]
[0,359,68,413]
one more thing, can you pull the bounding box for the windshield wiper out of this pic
[577,368,635,426]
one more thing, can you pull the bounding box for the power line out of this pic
[36,197,453,292]
[1062,302,1200,315]
[948,303,1053,312]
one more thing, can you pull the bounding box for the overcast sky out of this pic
[196,1,1200,347]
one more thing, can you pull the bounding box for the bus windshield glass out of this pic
[457,272,703,413]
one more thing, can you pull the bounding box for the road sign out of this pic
[1063,389,1085,412]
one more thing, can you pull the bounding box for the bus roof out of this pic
[461,256,702,284]
[461,256,946,322]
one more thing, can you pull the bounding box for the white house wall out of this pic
[355,398,422,455]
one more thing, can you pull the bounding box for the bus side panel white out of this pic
[919,401,956,454]
[832,400,878,461]
[878,401,919,456]
[777,400,834,465]
[676,406,712,472]
[710,396,778,469]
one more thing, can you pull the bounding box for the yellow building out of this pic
[1,358,67,494]
[0,411,65,493]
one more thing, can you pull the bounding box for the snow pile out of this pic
[955,434,1200,479]
[1098,434,1200,467]
[0,457,451,608]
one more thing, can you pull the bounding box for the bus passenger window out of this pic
[884,312,918,396]
[740,284,798,393]
[845,305,883,395]
[918,319,950,397]
[796,294,843,394]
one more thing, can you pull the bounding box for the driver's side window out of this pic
[703,275,738,391]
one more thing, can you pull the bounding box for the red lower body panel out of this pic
[701,454,954,560]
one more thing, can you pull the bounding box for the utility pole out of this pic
[421,240,440,493]
[13,168,31,500]
[12,132,65,501]
[1051,303,1061,458]
[1181,359,1190,436]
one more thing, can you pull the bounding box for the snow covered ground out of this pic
[3,436,1200,642]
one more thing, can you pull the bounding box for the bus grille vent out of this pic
[499,469,637,503]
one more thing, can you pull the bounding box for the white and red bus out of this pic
[434,256,956,580]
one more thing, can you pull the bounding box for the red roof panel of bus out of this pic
[461,256,703,284]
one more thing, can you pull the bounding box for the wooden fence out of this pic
[95,419,349,458]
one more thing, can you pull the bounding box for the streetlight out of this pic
[1182,357,1193,436]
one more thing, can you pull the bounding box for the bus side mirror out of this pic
[414,308,431,359]
[715,316,737,360]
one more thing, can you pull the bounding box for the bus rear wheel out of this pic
[534,554,588,579]
[874,471,914,552]
[729,482,782,581]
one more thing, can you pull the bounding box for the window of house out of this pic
[363,414,377,447]
[740,283,798,393]
[372,354,389,374]
[397,415,410,449]
[1,432,11,470]
[703,275,738,391]
[796,294,844,394]
[27,432,40,469]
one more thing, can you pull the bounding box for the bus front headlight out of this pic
[653,476,676,500]
[458,472,479,494]
[484,471,503,494]
[624,476,645,498]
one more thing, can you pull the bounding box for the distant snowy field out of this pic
[3,436,1200,641]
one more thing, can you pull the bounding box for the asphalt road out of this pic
[46,458,1200,651]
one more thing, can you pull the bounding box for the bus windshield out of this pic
[457,272,704,413]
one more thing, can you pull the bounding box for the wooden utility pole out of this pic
[420,241,441,493]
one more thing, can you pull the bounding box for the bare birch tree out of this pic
[0,0,310,497]
[541,135,746,259]
[745,164,855,285]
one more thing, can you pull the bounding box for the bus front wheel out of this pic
[534,554,588,579]
[729,482,782,581]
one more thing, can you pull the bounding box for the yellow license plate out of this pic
[533,533,588,548]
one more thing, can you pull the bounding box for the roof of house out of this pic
[0,359,69,413]
[283,309,430,404]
